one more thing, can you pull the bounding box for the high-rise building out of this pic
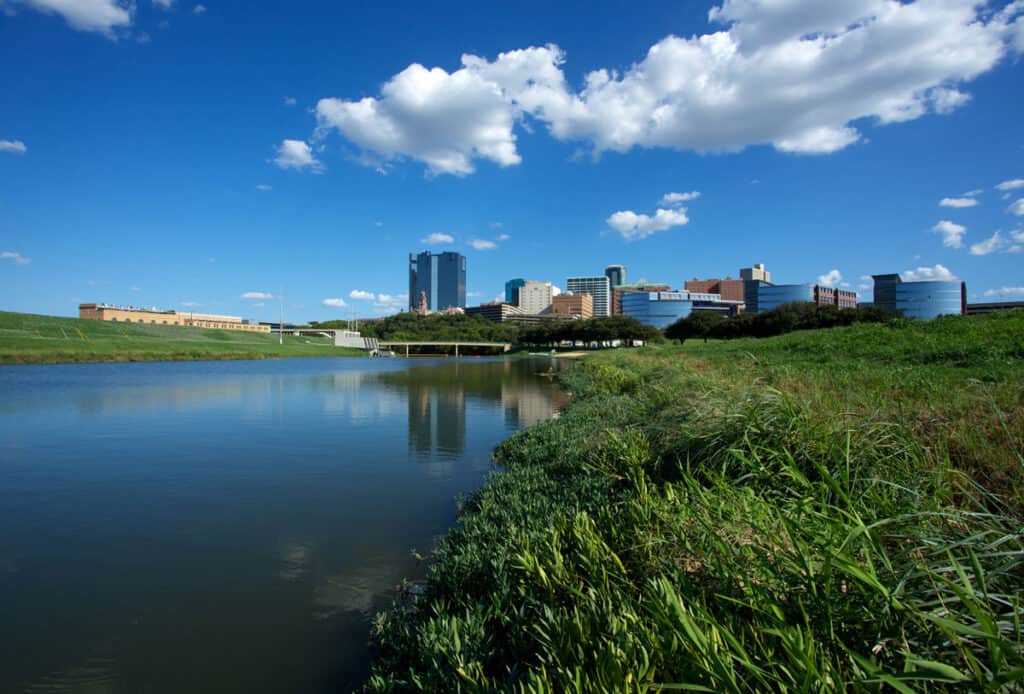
[605,265,626,291]
[518,280,556,314]
[567,276,611,316]
[505,278,526,305]
[408,251,466,312]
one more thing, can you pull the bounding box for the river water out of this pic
[0,357,567,693]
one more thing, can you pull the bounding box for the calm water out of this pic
[0,357,567,693]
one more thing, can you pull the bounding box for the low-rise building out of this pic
[612,282,671,315]
[78,304,270,331]
[548,293,593,319]
[965,301,1024,315]
[684,277,745,303]
[872,275,965,319]
[756,284,857,313]
[621,291,742,329]
[465,302,526,322]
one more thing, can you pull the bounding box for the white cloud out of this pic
[931,220,966,249]
[255,184,272,191]
[322,298,348,308]
[349,290,376,301]
[939,197,978,208]
[901,264,956,282]
[273,139,323,172]
[659,191,700,206]
[0,139,27,155]
[0,251,31,265]
[969,231,1009,256]
[469,239,497,250]
[1012,230,1024,243]
[421,232,454,245]
[497,233,510,241]
[130,285,142,292]
[307,3,1022,174]
[606,207,689,240]
[283,96,297,107]
[984,287,1024,298]
[17,0,132,36]
[467,291,482,297]
[1009,199,1024,217]
[995,179,1024,191]
[192,3,205,13]
[962,189,983,197]
[152,0,173,9]
[817,269,842,287]
[241,291,273,300]
[372,293,408,313]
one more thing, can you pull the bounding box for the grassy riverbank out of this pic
[367,311,1024,691]
[0,311,364,364]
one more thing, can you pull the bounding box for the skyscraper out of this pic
[408,251,466,312]
[605,265,626,291]
[505,278,526,305]
[567,276,611,316]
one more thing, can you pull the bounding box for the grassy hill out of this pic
[367,311,1024,691]
[0,311,364,364]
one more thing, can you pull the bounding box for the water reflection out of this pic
[0,357,567,694]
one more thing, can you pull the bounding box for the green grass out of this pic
[365,311,1024,692]
[0,311,365,364]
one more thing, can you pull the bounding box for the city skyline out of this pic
[2,1,1024,323]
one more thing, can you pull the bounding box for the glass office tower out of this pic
[505,278,526,305]
[409,251,467,311]
[604,265,626,292]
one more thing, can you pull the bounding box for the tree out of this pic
[665,311,726,343]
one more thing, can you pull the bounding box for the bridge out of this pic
[378,341,511,357]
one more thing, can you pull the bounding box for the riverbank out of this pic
[366,310,1024,691]
[0,311,365,364]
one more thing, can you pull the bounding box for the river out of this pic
[0,357,567,693]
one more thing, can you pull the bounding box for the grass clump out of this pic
[0,311,363,364]
[365,312,1024,692]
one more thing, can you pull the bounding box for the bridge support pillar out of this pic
[455,344,459,358]
[405,344,409,358]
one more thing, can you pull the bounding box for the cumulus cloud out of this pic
[0,139,27,155]
[373,293,408,312]
[421,232,454,245]
[969,231,1009,256]
[984,287,1024,298]
[307,2,1022,174]
[0,251,31,265]
[606,208,689,240]
[1009,199,1024,216]
[241,291,273,300]
[322,298,348,308]
[469,239,497,250]
[659,191,700,206]
[349,289,376,300]
[817,269,842,287]
[996,179,1024,191]
[931,220,966,249]
[255,184,272,191]
[901,264,956,282]
[939,197,978,208]
[15,0,132,36]
[273,139,322,172]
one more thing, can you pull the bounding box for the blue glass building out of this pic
[621,291,693,329]
[894,281,964,319]
[757,284,815,313]
[505,278,526,305]
[872,275,964,319]
[409,251,467,311]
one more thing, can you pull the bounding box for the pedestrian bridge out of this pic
[378,341,512,356]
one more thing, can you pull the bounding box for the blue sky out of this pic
[2,0,1023,322]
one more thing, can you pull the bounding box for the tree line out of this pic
[665,302,901,343]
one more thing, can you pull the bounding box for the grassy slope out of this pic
[0,311,365,364]
[366,311,1024,692]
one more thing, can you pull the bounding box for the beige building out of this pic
[78,304,270,332]
[517,281,556,314]
[548,293,593,319]
[740,263,772,283]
